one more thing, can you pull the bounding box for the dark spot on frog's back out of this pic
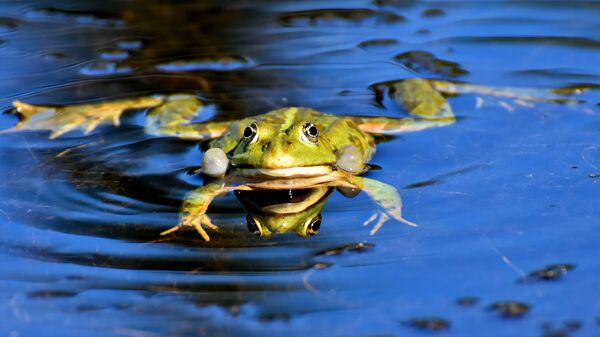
[488,301,530,318]
[402,317,451,331]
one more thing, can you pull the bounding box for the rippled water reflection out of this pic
[0,1,599,336]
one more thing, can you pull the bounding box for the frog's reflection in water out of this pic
[235,187,343,237]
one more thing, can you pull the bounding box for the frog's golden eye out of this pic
[301,122,318,143]
[304,213,322,236]
[246,214,263,236]
[243,123,258,143]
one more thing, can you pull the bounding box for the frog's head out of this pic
[234,187,332,237]
[230,108,337,177]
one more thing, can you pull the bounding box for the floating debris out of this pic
[80,60,133,76]
[279,8,404,26]
[456,296,479,307]
[358,38,399,50]
[488,301,530,318]
[337,89,355,96]
[394,50,468,78]
[29,290,77,299]
[422,9,445,17]
[541,320,582,337]
[156,55,253,72]
[315,242,374,256]
[403,317,451,331]
[25,7,125,27]
[517,263,576,283]
[589,173,600,178]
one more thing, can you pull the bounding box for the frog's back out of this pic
[291,107,376,162]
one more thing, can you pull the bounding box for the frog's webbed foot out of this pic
[161,183,229,242]
[161,212,219,242]
[363,210,417,235]
[7,96,165,139]
[344,176,416,235]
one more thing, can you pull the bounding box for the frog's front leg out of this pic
[161,182,231,241]
[342,176,417,235]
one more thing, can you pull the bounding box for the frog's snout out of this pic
[201,148,229,177]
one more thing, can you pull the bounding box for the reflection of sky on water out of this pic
[0,1,599,336]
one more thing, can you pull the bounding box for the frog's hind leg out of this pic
[6,96,165,139]
[145,94,229,141]
[160,182,230,241]
[354,78,456,135]
[428,80,581,105]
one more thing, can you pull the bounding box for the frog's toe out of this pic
[160,224,182,236]
[201,214,219,231]
[363,210,417,236]
[190,219,211,242]
[385,206,418,228]
[182,213,217,242]
[363,211,390,235]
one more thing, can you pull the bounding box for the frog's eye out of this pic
[304,213,322,236]
[246,214,263,236]
[243,123,258,143]
[301,122,318,143]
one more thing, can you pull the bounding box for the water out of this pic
[0,1,599,336]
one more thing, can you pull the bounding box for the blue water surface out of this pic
[0,1,599,336]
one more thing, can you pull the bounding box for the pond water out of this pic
[0,1,599,336]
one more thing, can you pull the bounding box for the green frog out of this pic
[6,78,570,241]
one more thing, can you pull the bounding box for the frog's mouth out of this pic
[232,165,333,178]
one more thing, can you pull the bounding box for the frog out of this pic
[4,78,575,241]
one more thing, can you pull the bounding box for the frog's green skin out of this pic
[161,101,441,241]
[7,78,570,241]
